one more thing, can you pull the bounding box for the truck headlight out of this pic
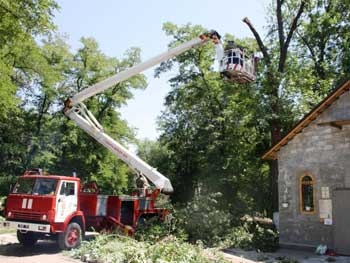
[7,211,12,218]
[41,214,47,220]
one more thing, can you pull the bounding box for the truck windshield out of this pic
[13,178,58,195]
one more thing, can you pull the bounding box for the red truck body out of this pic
[3,170,168,249]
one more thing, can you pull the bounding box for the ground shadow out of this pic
[0,240,61,257]
[0,231,98,258]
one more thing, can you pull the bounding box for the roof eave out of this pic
[262,79,350,160]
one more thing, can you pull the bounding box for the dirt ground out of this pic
[0,232,79,263]
[223,247,350,263]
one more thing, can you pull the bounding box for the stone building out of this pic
[263,80,350,255]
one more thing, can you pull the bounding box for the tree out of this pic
[22,35,74,169]
[243,0,308,215]
[0,0,58,118]
[0,0,59,193]
[154,23,269,215]
[295,0,350,91]
[242,0,350,216]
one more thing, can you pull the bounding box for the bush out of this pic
[135,220,170,243]
[134,203,188,244]
[135,216,187,244]
[223,223,254,250]
[0,175,17,196]
[223,216,279,252]
[135,193,233,246]
[175,192,231,246]
[252,223,279,252]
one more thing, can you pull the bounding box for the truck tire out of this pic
[58,222,82,250]
[136,215,147,229]
[17,230,39,247]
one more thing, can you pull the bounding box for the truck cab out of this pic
[4,170,84,249]
[3,170,168,249]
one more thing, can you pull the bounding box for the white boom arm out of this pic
[64,103,174,193]
[69,33,218,106]
[64,31,222,194]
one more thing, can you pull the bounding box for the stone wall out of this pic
[277,91,350,248]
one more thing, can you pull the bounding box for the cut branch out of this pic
[243,17,270,65]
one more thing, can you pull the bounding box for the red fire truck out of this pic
[3,30,256,249]
[4,169,166,249]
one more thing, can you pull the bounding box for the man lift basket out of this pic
[219,40,257,84]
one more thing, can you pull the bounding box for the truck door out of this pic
[55,181,78,222]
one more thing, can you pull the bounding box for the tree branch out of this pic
[279,0,306,72]
[277,0,284,58]
[0,2,21,20]
[243,17,270,65]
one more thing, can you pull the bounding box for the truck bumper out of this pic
[3,220,51,233]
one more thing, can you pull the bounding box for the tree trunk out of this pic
[269,159,279,215]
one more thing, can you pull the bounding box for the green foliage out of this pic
[69,234,229,263]
[0,2,146,195]
[135,194,279,253]
[1,2,350,246]
[223,224,254,251]
[153,1,350,218]
[51,37,144,189]
[251,223,279,252]
[137,139,174,175]
[175,193,231,246]
[0,0,58,118]
[90,156,129,195]
[135,212,188,244]
[0,2,72,178]
[154,22,271,215]
[135,220,173,244]
[0,175,17,196]
[296,0,350,83]
[223,218,279,252]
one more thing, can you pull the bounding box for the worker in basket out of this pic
[136,174,150,197]
[220,40,256,83]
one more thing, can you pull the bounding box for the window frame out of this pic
[299,173,316,214]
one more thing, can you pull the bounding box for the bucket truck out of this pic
[4,30,256,250]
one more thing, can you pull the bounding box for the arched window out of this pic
[299,174,315,213]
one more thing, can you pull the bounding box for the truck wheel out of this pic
[58,222,82,250]
[17,230,38,247]
[137,216,147,229]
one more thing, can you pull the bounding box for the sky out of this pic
[53,0,270,140]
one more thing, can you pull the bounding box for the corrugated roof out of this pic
[262,80,350,160]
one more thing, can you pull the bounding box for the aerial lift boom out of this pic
[67,33,219,105]
[63,31,222,194]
